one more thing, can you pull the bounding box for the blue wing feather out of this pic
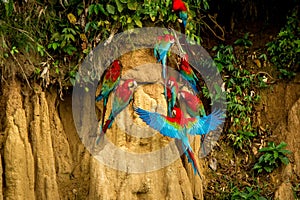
[187,109,224,135]
[134,107,181,139]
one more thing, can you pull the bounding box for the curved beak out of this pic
[133,80,138,88]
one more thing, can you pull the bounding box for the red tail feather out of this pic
[101,119,112,136]
[101,104,107,127]
[187,149,202,179]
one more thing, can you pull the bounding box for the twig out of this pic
[0,21,54,60]
[194,14,225,41]
[208,14,225,41]
[255,71,277,84]
[170,28,185,57]
[10,52,33,90]
[104,23,120,46]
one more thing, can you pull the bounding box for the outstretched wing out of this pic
[186,109,224,135]
[134,107,181,139]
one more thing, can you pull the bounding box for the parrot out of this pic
[165,76,179,117]
[172,0,188,29]
[95,60,123,131]
[179,90,207,154]
[134,106,224,177]
[154,34,175,75]
[178,54,201,94]
[179,90,206,117]
[96,79,137,144]
[154,34,175,98]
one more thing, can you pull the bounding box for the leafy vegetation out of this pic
[253,142,291,173]
[0,1,298,199]
[0,0,215,87]
[266,8,300,78]
[230,186,267,200]
[234,32,253,48]
[209,44,267,150]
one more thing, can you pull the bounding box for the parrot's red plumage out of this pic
[97,79,137,143]
[172,0,188,30]
[172,0,187,12]
[179,54,201,93]
[96,60,123,134]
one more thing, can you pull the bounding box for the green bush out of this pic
[266,8,300,77]
[0,0,211,85]
[209,44,266,150]
[253,141,291,173]
[230,186,267,200]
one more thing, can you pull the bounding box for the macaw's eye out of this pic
[168,79,174,87]
[128,82,134,88]
[172,109,176,116]
[167,80,171,86]
[128,80,137,88]
[179,92,184,98]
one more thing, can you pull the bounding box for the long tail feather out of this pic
[200,135,206,156]
[95,94,103,102]
[102,116,114,136]
[101,100,107,129]
[164,78,168,101]
[95,125,103,145]
[185,148,202,179]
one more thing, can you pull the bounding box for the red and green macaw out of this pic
[179,90,207,154]
[135,106,201,177]
[96,79,137,143]
[179,90,206,117]
[179,54,201,94]
[134,106,224,177]
[165,76,179,117]
[172,0,188,29]
[95,60,123,130]
[154,34,175,98]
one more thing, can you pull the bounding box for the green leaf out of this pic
[253,163,262,170]
[234,38,243,45]
[274,150,278,159]
[106,4,115,14]
[264,166,273,172]
[128,0,138,10]
[4,0,14,17]
[97,4,108,16]
[279,149,292,154]
[88,4,95,16]
[279,156,290,165]
[66,34,75,42]
[50,32,61,41]
[276,142,287,150]
[134,18,142,28]
[258,146,272,152]
[70,78,76,86]
[263,153,272,162]
[115,0,125,13]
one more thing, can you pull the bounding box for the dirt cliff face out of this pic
[0,49,204,199]
[1,47,298,199]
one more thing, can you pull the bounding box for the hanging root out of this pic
[197,14,225,41]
